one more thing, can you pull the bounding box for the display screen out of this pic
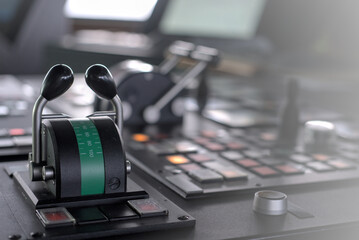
[0,0,32,42]
[159,0,266,40]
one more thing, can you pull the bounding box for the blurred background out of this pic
[0,0,358,75]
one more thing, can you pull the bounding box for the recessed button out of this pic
[128,198,168,217]
[251,166,279,177]
[166,174,203,195]
[100,204,139,221]
[188,168,224,183]
[67,207,108,225]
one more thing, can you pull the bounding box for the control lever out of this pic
[143,46,219,124]
[30,64,74,180]
[158,41,195,75]
[85,64,124,133]
[273,78,300,155]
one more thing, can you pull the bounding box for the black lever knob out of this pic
[273,78,300,155]
[41,64,74,101]
[85,64,117,100]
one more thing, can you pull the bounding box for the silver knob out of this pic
[42,166,55,181]
[303,120,336,154]
[253,190,287,215]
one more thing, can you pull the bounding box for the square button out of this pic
[327,159,356,170]
[291,154,312,164]
[225,141,247,150]
[128,198,168,217]
[312,154,331,162]
[36,207,75,228]
[220,151,244,161]
[67,207,107,225]
[275,164,305,175]
[306,162,334,172]
[188,169,224,183]
[251,166,279,177]
[203,142,226,151]
[166,155,190,164]
[236,158,261,168]
[187,153,213,162]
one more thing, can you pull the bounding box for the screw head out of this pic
[8,234,21,240]
[177,215,190,221]
[30,232,44,238]
[108,177,121,190]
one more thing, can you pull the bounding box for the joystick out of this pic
[95,41,219,125]
[27,64,131,199]
[273,78,300,155]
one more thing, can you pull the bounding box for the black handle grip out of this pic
[41,64,74,101]
[85,64,117,100]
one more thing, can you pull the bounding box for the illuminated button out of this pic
[187,153,212,162]
[251,166,279,177]
[218,169,248,180]
[193,137,211,145]
[226,141,247,150]
[327,159,356,170]
[201,130,217,138]
[236,158,261,168]
[166,155,190,164]
[9,128,25,136]
[312,154,331,162]
[275,164,305,175]
[36,207,75,228]
[260,132,277,141]
[128,198,168,217]
[203,142,226,151]
[132,133,150,142]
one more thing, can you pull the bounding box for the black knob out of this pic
[85,64,117,100]
[41,64,74,101]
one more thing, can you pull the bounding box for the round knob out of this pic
[303,120,336,154]
[41,64,74,101]
[85,64,117,100]
[253,190,287,215]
